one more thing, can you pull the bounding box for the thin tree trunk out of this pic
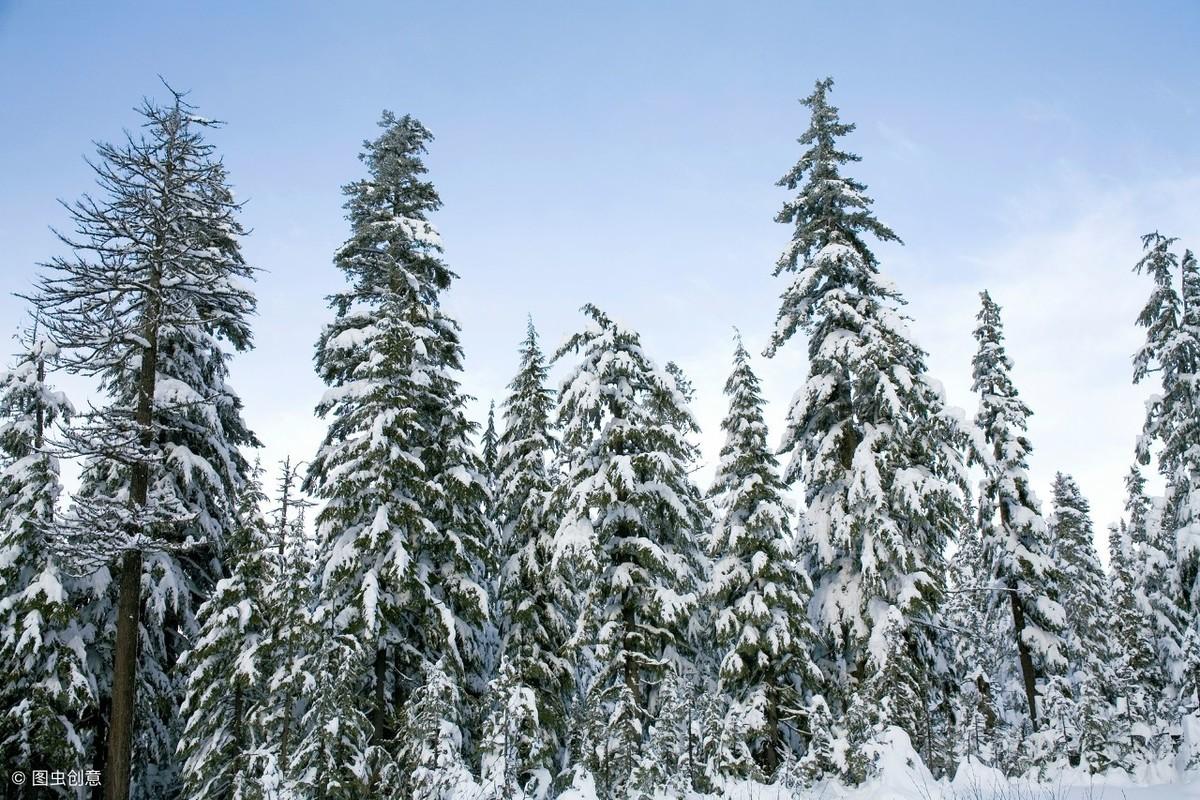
[1007,581,1040,731]
[373,647,388,741]
[998,497,1041,733]
[764,684,780,775]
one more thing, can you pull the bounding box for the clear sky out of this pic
[2,0,1199,540]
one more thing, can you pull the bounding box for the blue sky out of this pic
[2,0,1199,534]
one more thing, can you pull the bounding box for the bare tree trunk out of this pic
[373,647,388,741]
[763,684,780,775]
[1007,581,1040,731]
[104,549,143,800]
[997,499,1041,733]
[104,259,162,800]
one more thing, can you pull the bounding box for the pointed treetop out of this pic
[482,399,499,479]
[774,76,900,277]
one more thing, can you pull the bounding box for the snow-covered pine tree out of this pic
[970,290,1067,737]
[0,329,94,780]
[629,668,692,799]
[705,333,819,779]
[177,459,275,798]
[944,519,1004,769]
[30,87,258,800]
[249,458,317,790]
[1105,514,1160,765]
[1045,473,1116,770]
[1132,233,1200,714]
[551,304,707,796]
[304,111,492,786]
[763,77,969,765]
[290,609,372,800]
[482,318,572,796]
[482,400,499,490]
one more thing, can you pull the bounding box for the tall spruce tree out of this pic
[705,333,819,779]
[30,87,258,800]
[482,318,571,795]
[249,458,316,790]
[1046,474,1109,677]
[304,111,493,788]
[970,291,1067,734]
[551,304,707,797]
[481,400,499,490]
[1046,473,1116,769]
[1131,233,1199,713]
[763,78,969,762]
[178,460,275,799]
[0,331,94,778]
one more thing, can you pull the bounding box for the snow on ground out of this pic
[548,726,1200,800]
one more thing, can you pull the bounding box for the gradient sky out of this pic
[2,0,1199,541]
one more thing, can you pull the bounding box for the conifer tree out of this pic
[30,87,258,800]
[763,78,969,754]
[304,111,493,784]
[705,334,818,778]
[0,331,94,778]
[1046,474,1109,676]
[178,460,275,798]
[944,523,1004,768]
[1046,473,1116,769]
[1131,233,1199,713]
[250,458,316,788]
[1105,518,1159,763]
[483,319,571,794]
[970,291,1066,733]
[290,612,372,800]
[482,400,499,489]
[552,304,707,795]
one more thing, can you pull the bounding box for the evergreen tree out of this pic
[304,111,493,785]
[1046,473,1116,769]
[1046,475,1109,676]
[405,659,475,800]
[944,522,1004,769]
[290,612,372,800]
[483,318,571,795]
[30,87,258,800]
[970,291,1067,734]
[178,460,275,798]
[551,304,707,796]
[1105,517,1160,764]
[763,78,969,756]
[0,331,94,781]
[705,334,818,778]
[1131,232,1199,714]
[250,458,317,790]
[481,400,499,489]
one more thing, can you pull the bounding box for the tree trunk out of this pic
[104,549,143,800]
[104,254,161,800]
[997,497,1041,733]
[763,684,780,775]
[1007,580,1040,731]
[373,647,388,741]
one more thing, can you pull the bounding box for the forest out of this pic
[0,77,1198,800]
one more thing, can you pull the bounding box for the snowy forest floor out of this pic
[543,726,1200,800]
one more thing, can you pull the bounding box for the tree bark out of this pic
[763,684,780,775]
[1007,580,1040,731]
[104,549,143,800]
[998,497,1041,733]
[104,244,162,800]
[373,647,388,741]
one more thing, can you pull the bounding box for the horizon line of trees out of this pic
[0,77,1197,800]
